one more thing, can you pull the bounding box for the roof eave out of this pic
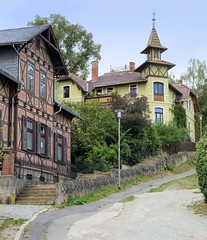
[141,46,168,54]
[0,68,22,85]
[54,101,84,120]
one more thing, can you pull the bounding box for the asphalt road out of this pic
[27,169,198,240]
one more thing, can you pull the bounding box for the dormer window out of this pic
[107,87,113,94]
[63,86,70,99]
[96,89,102,95]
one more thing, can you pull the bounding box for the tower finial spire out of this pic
[152,11,156,29]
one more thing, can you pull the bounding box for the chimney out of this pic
[129,62,135,72]
[91,61,98,81]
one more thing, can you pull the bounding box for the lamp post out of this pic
[200,115,203,139]
[115,109,123,190]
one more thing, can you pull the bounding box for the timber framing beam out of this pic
[39,33,59,53]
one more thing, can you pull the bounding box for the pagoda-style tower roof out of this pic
[135,13,175,75]
[141,28,167,54]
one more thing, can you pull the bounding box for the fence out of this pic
[162,142,196,155]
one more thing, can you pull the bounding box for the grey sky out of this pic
[1,0,207,79]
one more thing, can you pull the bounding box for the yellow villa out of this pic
[56,18,199,141]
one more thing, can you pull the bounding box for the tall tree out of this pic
[182,58,207,95]
[28,14,101,80]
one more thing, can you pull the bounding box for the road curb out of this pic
[15,206,50,240]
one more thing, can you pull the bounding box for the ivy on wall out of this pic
[171,104,187,128]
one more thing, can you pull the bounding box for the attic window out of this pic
[36,37,40,49]
[96,89,102,95]
[107,87,113,94]
[63,86,70,99]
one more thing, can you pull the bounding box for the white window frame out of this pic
[107,87,114,94]
[129,84,138,95]
[96,89,102,95]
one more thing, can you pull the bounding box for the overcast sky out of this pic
[1,0,207,80]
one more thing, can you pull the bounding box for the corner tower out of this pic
[135,13,175,78]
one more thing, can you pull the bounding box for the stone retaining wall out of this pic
[56,152,188,204]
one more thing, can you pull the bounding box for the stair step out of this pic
[15,201,54,205]
[16,184,56,205]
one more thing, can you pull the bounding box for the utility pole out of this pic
[200,115,203,139]
[115,110,123,190]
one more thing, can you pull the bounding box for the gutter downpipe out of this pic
[11,45,24,148]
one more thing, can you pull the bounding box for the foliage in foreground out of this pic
[196,136,207,203]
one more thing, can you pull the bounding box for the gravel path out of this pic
[68,190,206,240]
[0,205,48,220]
[27,169,197,240]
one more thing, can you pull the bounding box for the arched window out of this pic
[154,108,163,123]
[63,86,70,99]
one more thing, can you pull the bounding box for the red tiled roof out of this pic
[89,71,147,89]
[173,83,200,112]
[172,83,191,101]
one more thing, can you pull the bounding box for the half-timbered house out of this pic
[0,25,82,183]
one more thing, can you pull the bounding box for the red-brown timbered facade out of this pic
[0,25,82,183]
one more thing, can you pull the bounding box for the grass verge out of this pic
[149,174,199,193]
[188,201,207,216]
[0,218,27,231]
[52,159,196,209]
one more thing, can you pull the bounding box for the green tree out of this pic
[182,58,207,95]
[111,94,151,134]
[28,14,101,80]
[64,101,118,160]
[168,72,178,84]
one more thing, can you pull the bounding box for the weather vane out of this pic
[152,11,156,29]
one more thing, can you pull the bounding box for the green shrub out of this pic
[154,123,190,146]
[196,136,207,203]
[123,127,160,166]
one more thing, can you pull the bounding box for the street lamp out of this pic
[200,115,203,139]
[115,109,123,190]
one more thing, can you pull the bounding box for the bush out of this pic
[122,127,160,166]
[196,136,207,203]
[154,123,190,146]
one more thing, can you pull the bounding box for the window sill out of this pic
[55,160,66,165]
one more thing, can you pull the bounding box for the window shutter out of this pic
[22,116,27,150]
[47,127,51,158]
[63,137,67,163]
[36,122,41,154]
[54,133,58,162]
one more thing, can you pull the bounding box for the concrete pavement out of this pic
[26,169,198,240]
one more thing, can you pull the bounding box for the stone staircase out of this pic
[15,184,56,205]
